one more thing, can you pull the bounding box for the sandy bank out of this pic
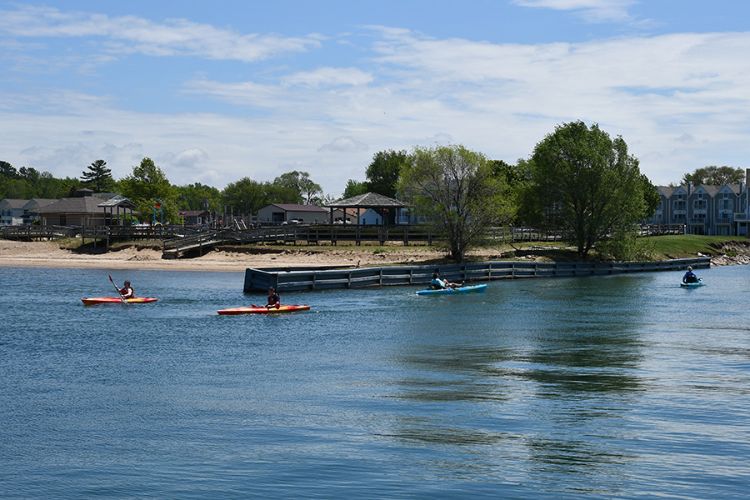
[0,240,466,272]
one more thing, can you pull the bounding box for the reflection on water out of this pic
[2,266,750,498]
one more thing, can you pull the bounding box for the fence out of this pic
[243,256,711,293]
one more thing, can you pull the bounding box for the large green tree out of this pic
[527,121,654,258]
[682,165,745,186]
[119,157,177,223]
[366,149,409,198]
[272,171,322,204]
[81,159,114,192]
[221,177,269,216]
[398,145,513,261]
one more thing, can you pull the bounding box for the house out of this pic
[22,199,57,224]
[0,199,28,225]
[256,204,328,224]
[645,168,750,236]
[179,210,212,225]
[35,192,134,227]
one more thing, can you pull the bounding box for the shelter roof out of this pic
[326,192,406,208]
[23,199,58,210]
[97,195,136,209]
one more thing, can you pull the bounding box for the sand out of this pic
[0,240,467,272]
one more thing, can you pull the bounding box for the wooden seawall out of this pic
[243,257,710,293]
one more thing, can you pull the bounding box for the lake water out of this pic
[1,264,749,498]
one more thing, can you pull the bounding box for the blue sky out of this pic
[1,0,749,196]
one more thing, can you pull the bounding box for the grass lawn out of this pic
[643,235,745,259]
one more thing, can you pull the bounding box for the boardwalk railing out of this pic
[243,257,711,293]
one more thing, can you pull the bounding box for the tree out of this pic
[682,166,745,186]
[221,177,268,216]
[272,171,322,204]
[175,183,222,212]
[119,157,177,223]
[527,121,653,258]
[365,150,408,198]
[0,161,18,179]
[81,160,115,192]
[342,179,368,199]
[398,145,513,261]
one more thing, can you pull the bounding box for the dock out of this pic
[243,257,711,292]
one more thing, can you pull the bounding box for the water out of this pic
[1,265,749,498]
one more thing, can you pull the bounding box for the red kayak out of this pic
[82,297,159,305]
[217,304,310,315]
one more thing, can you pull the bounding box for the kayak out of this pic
[680,279,704,288]
[217,304,311,315]
[82,297,158,305]
[416,283,487,296]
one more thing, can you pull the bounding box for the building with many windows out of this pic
[646,168,750,236]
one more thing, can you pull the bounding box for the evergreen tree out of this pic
[81,159,114,192]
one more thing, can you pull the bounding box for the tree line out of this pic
[2,120,744,260]
[0,158,325,225]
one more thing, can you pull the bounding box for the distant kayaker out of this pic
[266,287,281,309]
[430,270,462,289]
[682,266,699,284]
[119,280,135,299]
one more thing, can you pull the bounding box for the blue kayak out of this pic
[416,284,487,296]
[680,279,704,288]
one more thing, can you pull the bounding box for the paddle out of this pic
[108,274,127,304]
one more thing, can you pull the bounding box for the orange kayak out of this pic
[82,297,158,305]
[217,304,310,315]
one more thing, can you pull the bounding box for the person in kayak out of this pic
[682,266,699,284]
[266,287,281,309]
[119,280,135,299]
[430,271,462,289]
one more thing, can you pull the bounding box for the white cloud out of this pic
[2,19,750,195]
[283,67,374,88]
[513,0,638,23]
[0,5,322,62]
[318,136,369,152]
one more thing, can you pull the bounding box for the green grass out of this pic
[642,235,744,259]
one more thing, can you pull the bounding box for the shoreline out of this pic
[1,240,748,272]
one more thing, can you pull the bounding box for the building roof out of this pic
[657,186,674,198]
[326,192,407,208]
[23,199,58,211]
[97,195,136,209]
[266,203,328,212]
[0,198,29,209]
[37,196,108,214]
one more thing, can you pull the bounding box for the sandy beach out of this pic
[0,240,475,272]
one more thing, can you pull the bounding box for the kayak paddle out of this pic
[108,274,127,304]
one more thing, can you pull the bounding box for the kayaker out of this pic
[682,266,699,284]
[119,280,135,299]
[431,271,461,289]
[266,287,281,309]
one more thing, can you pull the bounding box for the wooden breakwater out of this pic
[243,257,710,293]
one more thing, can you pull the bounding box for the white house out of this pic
[0,199,27,225]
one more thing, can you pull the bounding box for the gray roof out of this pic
[23,199,58,211]
[0,198,29,209]
[326,192,406,208]
[37,196,108,214]
[97,195,136,209]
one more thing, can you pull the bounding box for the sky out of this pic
[1,0,749,196]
